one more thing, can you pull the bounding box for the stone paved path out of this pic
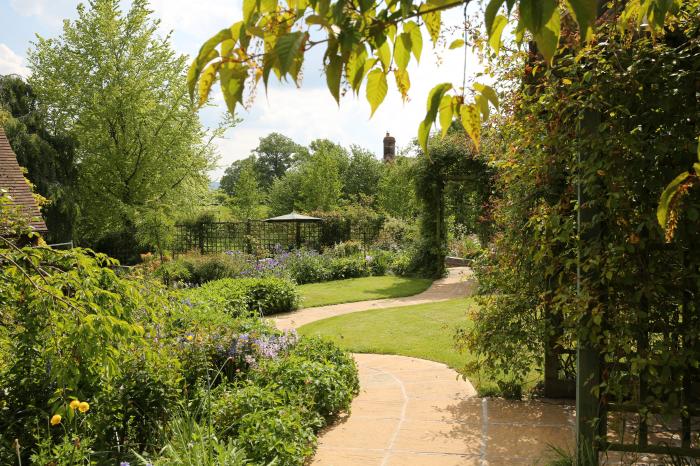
[273,268,576,465]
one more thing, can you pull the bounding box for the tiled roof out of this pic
[0,127,48,232]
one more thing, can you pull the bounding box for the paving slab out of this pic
[308,354,575,466]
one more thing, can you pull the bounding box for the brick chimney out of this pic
[383,132,395,163]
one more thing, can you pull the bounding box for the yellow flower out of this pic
[50,414,62,426]
[70,400,80,410]
[186,335,194,341]
[78,402,90,413]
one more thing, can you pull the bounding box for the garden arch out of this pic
[412,127,494,279]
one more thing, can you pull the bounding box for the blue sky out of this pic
[0,0,482,180]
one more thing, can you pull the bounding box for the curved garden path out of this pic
[273,268,575,465]
[274,267,475,331]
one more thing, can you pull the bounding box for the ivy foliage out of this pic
[466,2,700,409]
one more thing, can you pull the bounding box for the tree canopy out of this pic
[28,0,215,256]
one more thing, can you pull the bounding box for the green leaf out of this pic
[326,54,343,104]
[187,48,218,102]
[421,5,441,45]
[474,83,499,109]
[188,28,231,101]
[377,41,391,71]
[220,63,248,114]
[438,95,453,137]
[198,62,222,106]
[394,68,411,101]
[404,22,423,62]
[394,33,412,70]
[418,82,452,152]
[533,3,560,63]
[519,0,557,35]
[460,103,481,150]
[366,68,388,116]
[418,120,431,155]
[485,0,505,35]
[449,39,465,49]
[488,15,508,53]
[565,0,597,42]
[275,32,305,76]
[306,15,330,27]
[243,0,257,23]
[260,0,277,14]
[657,171,690,229]
[476,94,490,119]
[347,48,368,95]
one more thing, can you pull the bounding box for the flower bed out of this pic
[0,247,358,465]
[156,242,411,287]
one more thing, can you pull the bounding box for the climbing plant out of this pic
[464,2,700,456]
[411,124,493,278]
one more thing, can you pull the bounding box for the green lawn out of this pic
[298,276,433,308]
[298,297,501,393]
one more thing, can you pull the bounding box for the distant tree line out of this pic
[217,132,419,221]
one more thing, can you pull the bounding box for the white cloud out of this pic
[147,0,242,56]
[0,43,29,77]
[10,0,47,16]
[9,0,76,28]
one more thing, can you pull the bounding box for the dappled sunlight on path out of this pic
[311,354,575,465]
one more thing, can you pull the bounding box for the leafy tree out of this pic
[252,132,307,189]
[134,205,175,261]
[268,170,303,215]
[229,157,265,219]
[307,138,349,172]
[0,75,78,243]
[378,156,418,219]
[298,151,343,211]
[220,157,255,196]
[28,0,215,254]
[343,146,382,202]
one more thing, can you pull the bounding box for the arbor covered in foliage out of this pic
[465,4,700,460]
[28,0,215,261]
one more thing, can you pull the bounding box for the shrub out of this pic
[389,250,413,276]
[134,411,250,466]
[183,278,250,316]
[154,252,254,285]
[284,249,331,284]
[155,258,193,285]
[328,240,363,257]
[245,277,300,314]
[0,247,183,463]
[182,277,300,316]
[328,256,371,280]
[210,382,321,466]
[0,244,358,466]
[209,338,358,465]
[365,249,393,276]
[254,338,359,419]
[372,216,417,252]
